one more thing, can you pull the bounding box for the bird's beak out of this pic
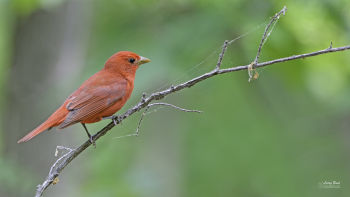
[138,56,151,65]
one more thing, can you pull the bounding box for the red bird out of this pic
[17,51,151,144]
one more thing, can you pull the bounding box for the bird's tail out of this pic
[17,106,67,143]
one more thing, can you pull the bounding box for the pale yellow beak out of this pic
[138,56,151,65]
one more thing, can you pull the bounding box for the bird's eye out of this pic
[128,58,135,63]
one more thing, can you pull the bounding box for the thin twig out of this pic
[114,106,150,139]
[254,6,287,64]
[216,40,229,70]
[148,102,202,113]
[34,6,350,197]
[114,102,201,139]
[249,6,287,82]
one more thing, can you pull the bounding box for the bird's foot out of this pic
[89,135,96,148]
[103,115,119,126]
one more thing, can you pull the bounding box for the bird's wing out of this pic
[59,80,127,128]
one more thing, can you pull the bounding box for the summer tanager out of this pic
[17,51,150,144]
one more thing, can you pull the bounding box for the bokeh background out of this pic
[0,0,350,196]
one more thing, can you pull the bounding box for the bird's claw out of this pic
[103,115,119,125]
[112,115,118,125]
[89,136,96,148]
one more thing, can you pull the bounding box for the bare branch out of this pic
[36,146,74,197]
[34,6,350,197]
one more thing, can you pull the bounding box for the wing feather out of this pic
[59,80,126,128]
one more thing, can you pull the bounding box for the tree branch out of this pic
[35,6,350,197]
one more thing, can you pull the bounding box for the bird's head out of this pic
[104,51,151,75]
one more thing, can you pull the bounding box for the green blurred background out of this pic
[0,0,350,196]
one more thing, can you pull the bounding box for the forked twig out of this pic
[114,102,201,139]
[249,6,287,82]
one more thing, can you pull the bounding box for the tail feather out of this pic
[17,106,68,143]
[17,121,54,143]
